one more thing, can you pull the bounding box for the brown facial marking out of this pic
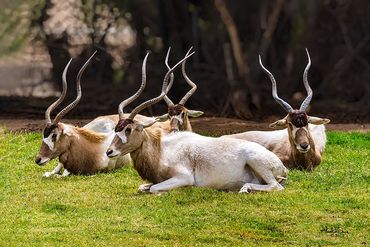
[43,123,57,137]
[168,104,184,116]
[115,119,134,132]
[289,111,308,127]
[38,142,54,156]
[295,128,309,144]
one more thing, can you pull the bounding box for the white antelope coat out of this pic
[129,131,288,193]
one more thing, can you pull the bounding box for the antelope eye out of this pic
[52,134,57,141]
[125,128,131,134]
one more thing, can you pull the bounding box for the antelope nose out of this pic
[35,157,42,164]
[300,143,309,149]
[106,149,113,156]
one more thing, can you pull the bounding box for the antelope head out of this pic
[35,52,97,165]
[156,47,203,132]
[107,51,195,158]
[259,49,330,153]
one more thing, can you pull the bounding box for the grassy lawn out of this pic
[0,131,369,246]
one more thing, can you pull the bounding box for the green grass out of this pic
[0,131,369,246]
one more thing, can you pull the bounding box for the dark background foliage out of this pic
[0,0,369,122]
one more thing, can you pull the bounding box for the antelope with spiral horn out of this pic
[106,51,288,194]
[223,49,330,170]
[155,47,204,132]
[35,51,154,176]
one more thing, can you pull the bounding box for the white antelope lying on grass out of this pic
[106,52,288,194]
[223,49,330,171]
[35,51,154,176]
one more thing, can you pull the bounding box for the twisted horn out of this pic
[45,59,72,123]
[164,47,175,106]
[179,47,197,105]
[118,51,150,119]
[128,51,195,120]
[53,51,97,123]
[299,48,312,111]
[259,55,293,113]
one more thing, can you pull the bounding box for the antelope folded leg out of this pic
[43,162,64,178]
[239,181,283,193]
[149,176,194,193]
[138,183,153,192]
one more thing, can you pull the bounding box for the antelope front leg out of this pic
[61,169,71,177]
[43,163,63,177]
[149,176,194,194]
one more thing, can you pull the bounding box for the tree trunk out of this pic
[214,0,254,118]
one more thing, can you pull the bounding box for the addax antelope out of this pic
[83,52,166,134]
[223,49,330,170]
[156,47,204,132]
[106,51,288,194]
[35,51,143,176]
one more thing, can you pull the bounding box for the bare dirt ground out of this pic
[1,117,368,136]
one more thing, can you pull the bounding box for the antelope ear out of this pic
[308,116,330,125]
[155,114,169,122]
[61,124,73,136]
[142,119,158,129]
[187,110,204,118]
[269,119,288,128]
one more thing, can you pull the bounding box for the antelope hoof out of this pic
[239,184,252,193]
[61,170,71,177]
[275,183,284,191]
[43,172,53,178]
[139,183,153,193]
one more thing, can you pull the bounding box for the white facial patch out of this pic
[43,134,54,150]
[291,126,308,138]
[117,131,127,144]
[296,144,309,153]
[171,115,184,125]
[291,126,298,138]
